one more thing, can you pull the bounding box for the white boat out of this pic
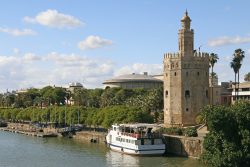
[106,123,166,155]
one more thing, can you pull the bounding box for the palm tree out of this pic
[233,49,245,100]
[209,53,219,105]
[244,72,250,82]
[230,60,238,101]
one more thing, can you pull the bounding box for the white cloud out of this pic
[24,9,83,28]
[23,53,41,62]
[115,63,163,76]
[78,35,113,50]
[0,52,114,92]
[0,27,36,36]
[208,35,250,47]
[13,48,20,54]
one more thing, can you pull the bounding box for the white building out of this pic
[231,82,250,103]
[103,72,163,89]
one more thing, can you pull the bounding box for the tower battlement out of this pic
[164,52,209,60]
[164,52,181,59]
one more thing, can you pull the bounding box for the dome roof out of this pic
[69,82,83,87]
[103,73,163,84]
[181,10,191,21]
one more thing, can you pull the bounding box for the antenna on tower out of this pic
[198,45,202,52]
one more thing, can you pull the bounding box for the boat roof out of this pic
[116,123,161,128]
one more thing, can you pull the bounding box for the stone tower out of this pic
[163,11,209,126]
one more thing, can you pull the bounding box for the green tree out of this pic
[230,61,239,101]
[73,88,89,106]
[201,102,250,167]
[244,72,250,82]
[53,87,67,105]
[231,49,245,101]
[87,89,103,108]
[41,86,54,106]
[209,53,219,105]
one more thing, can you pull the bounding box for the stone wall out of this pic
[163,134,203,158]
[73,131,107,143]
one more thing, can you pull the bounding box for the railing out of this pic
[120,132,162,139]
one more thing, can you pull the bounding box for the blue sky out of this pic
[0,0,250,92]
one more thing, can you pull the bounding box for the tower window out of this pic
[185,90,190,98]
[206,90,208,98]
[197,72,200,76]
[165,90,168,97]
[186,72,188,76]
[186,108,189,112]
[174,72,177,76]
[166,73,168,77]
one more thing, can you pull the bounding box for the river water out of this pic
[0,131,207,167]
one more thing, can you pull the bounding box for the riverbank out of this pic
[0,123,59,137]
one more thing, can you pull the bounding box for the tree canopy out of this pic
[201,102,250,167]
[244,72,250,82]
[0,86,163,127]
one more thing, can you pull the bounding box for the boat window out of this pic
[135,140,141,145]
[154,139,163,145]
[113,127,116,131]
[141,139,144,145]
[144,139,151,145]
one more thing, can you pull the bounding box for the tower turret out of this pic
[178,10,194,57]
[181,10,191,30]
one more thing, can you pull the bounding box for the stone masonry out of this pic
[163,11,209,126]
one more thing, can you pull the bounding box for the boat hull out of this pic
[107,143,165,155]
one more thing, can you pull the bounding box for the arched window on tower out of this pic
[185,90,190,98]
[165,90,168,97]
[206,90,208,98]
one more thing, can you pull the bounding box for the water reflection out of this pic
[106,150,140,167]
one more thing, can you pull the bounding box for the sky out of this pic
[0,0,250,92]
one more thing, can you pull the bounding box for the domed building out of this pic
[68,82,84,93]
[103,72,163,89]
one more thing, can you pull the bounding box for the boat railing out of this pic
[120,132,162,139]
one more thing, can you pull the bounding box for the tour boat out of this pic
[106,123,166,155]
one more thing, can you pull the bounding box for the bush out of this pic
[160,127,183,136]
[195,114,203,124]
[184,127,198,137]
[200,102,250,167]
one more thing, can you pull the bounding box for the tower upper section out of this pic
[181,10,191,30]
[178,10,194,57]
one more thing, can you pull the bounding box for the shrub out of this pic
[159,127,183,136]
[184,127,198,137]
[195,114,203,124]
[201,102,250,167]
